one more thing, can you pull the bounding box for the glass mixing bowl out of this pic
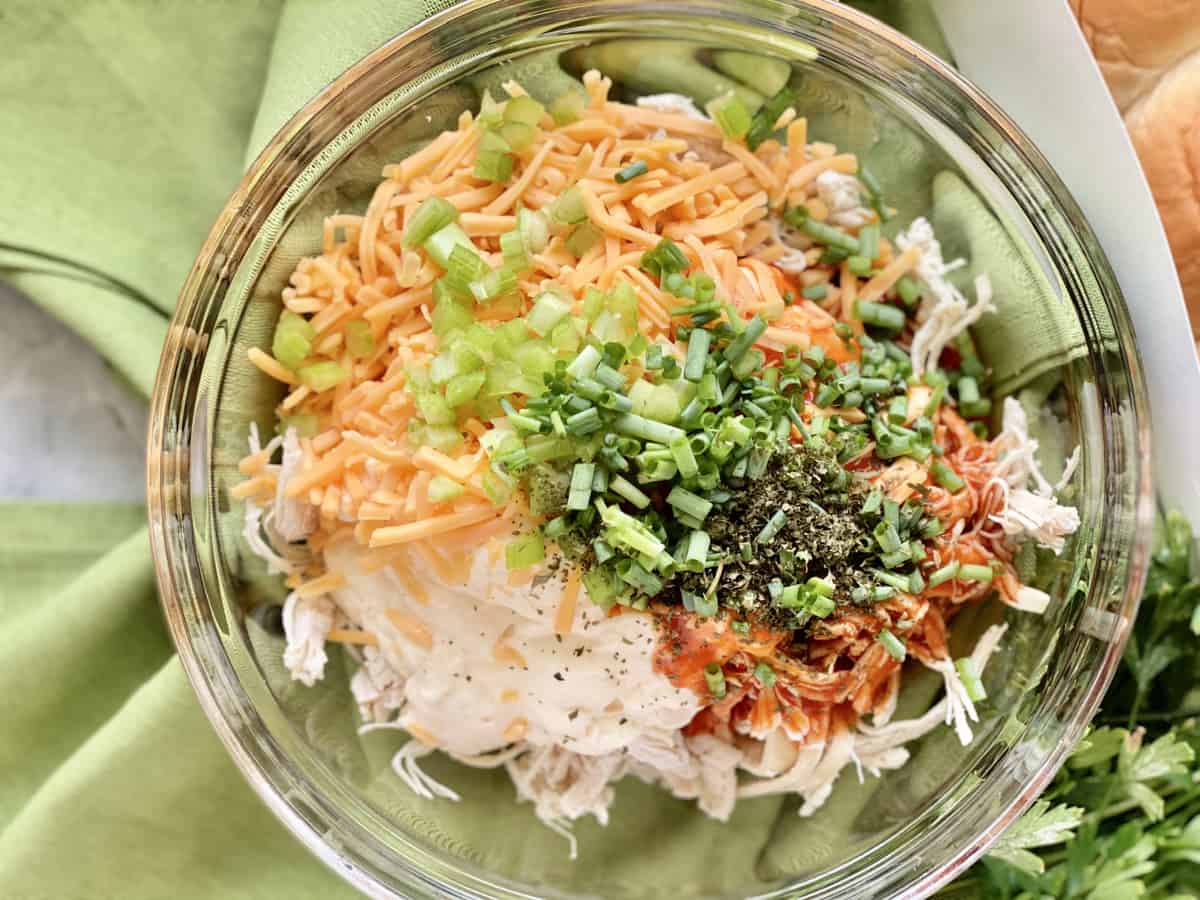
[147,1,1154,896]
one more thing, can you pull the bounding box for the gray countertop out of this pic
[0,283,147,502]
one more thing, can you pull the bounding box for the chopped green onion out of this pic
[614,413,685,445]
[931,460,966,493]
[959,564,995,583]
[706,93,752,139]
[566,345,602,380]
[896,275,921,308]
[858,223,881,260]
[666,486,713,522]
[639,238,690,281]
[609,474,651,509]
[614,159,649,183]
[955,657,987,702]
[704,662,727,698]
[297,361,349,392]
[402,196,459,248]
[683,327,711,382]
[682,531,710,571]
[855,299,906,331]
[848,255,873,277]
[877,629,907,662]
[927,560,960,587]
[801,284,828,301]
[795,216,860,254]
[669,435,700,479]
[566,406,603,436]
[723,315,767,365]
[616,558,663,595]
[745,85,796,150]
[756,509,787,544]
[505,531,546,570]
[567,462,595,511]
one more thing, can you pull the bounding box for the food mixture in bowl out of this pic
[237,69,1080,856]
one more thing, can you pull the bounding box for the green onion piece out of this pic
[505,531,546,570]
[855,299,906,331]
[474,149,514,183]
[704,662,727,698]
[874,520,902,553]
[614,159,649,184]
[858,223,881,260]
[527,291,572,336]
[887,394,908,424]
[796,216,860,254]
[593,539,616,564]
[807,576,835,598]
[723,315,768,365]
[549,91,584,125]
[955,657,987,702]
[875,569,912,592]
[958,375,981,405]
[567,462,596,511]
[609,474,651,509]
[614,413,685,445]
[807,594,836,617]
[731,620,750,636]
[504,94,545,126]
[756,509,787,544]
[959,563,995,583]
[931,460,966,493]
[566,344,602,379]
[566,406,603,436]
[705,93,752,139]
[616,558,663,595]
[753,661,777,687]
[639,238,690,281]
[896,276,921,308]
[424,222,478,269]
[859,377,890,395]
[682,531,710,571]
[669,436,700,479]
[297,361,349,392]
[666,486,713,522]
[745,85,796,150]
[801,284,828,301]
[402,196,459,248]
[872,585,896,602]
[927,560,960,587]
[427,474,465,503]
[517,207,550,254]
[848,255,873,277]
[565,221,602,257]
[684,327,711,382]
[877,628,907,662]
[595,363,625,391]
[548,185,588,224]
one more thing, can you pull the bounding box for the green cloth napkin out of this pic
[0,1,1081,896]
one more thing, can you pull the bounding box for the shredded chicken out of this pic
[281,591,335,686]
[897,217,997,375]
[350,645,407,723]
[815,170,873,228]
[636,92,706,120]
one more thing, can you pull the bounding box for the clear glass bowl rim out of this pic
[146,1,1156,897]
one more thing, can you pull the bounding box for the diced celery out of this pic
[506,531,546,570]
[344,320,374,357]
[427,474,465,503]
[474,149,513,183]
[477,90,504,128]
[451,339,486,373]
[277,413,318,438]
[402,196,459,248]
[272,311,315,370]
[706,93,752,139]
[548,185,587,224]
[549,319,581,354]
[422,424,464,454]
[297,361,348,392]
[504,95,545,127]
[517,207,550,253]
[629,379,680,423]
[581,287,605,321]
[429,352,459,385]
[513,341,557,378]
[447,242,488,286]
[499,230,528,271]
[480,129,510,153]
[424,223,478,269]
[565,222,601,258]
[416,392,456,425]
[482,466,514,505]
[431,296,474,336]
[549,91,585,126]
[527,291,572,336]
[445,370,486,406]
[498,121,536,152]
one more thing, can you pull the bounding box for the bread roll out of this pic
[1072,0,1200,337]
